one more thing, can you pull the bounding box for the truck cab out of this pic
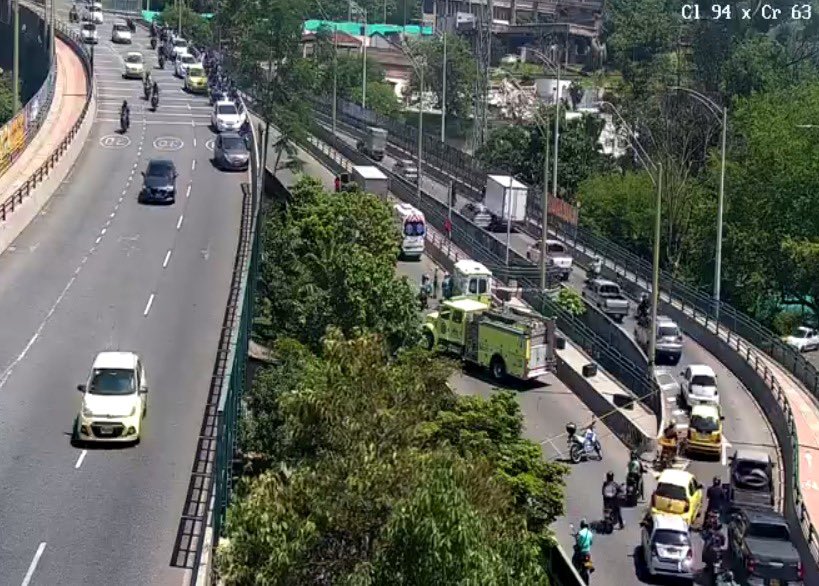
[356,126,387,161]
[728,508,804,585]
[582,278,629,323]
[448,259,493,304]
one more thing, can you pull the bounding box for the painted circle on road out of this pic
[99,134,131,149]
[153,136,184,152]
[205,139,214,151]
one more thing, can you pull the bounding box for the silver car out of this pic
[460,201,492,229]
[214,132,249,171]
[393,158,418,183]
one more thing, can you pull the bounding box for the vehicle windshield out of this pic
[217,104,238,115]
[691,375,716,387]
[653,529,689,547]
[188,66,204,77]
[82,24,95,31]
[113,24,128,31]
[125,54,142,64]
[748,521,789,541]
[147,161,174,177]
[222,136,245,150]
[89,368,135,395]
[658,325,680,338]
[599,285,620,297]
[655,482,687,502]
[174,39,187,47]
[182,55,196,64]
[792,328,812,338]
[404,221,426,236]
[690,413,719,432]
[547,242,566,253]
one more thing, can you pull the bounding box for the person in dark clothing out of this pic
[706,476,725,515]
[602,471,624,530]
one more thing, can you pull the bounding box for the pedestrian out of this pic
[441,272,452,299]
[433,268,439,299]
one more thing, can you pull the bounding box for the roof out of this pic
[443,298,491,312]
[92,351,138,371]
[487,174,527,190]
[301,31,362,46]
[688,363,716,376]
[126,51,142,57]
[594,279,618,287]
[394,202,423,219]
[657,468,695,487]
[352,165,387,180]
[650,513,689,532]
[733,448,771,463]
[454,259,491,276]
[303,19,434,37]
[656,315,677,323]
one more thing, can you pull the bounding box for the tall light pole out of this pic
[540,113,550,290]
[416,63,424,205]
[177,0,182,36]
[669,87,727,321]
[601,101,661,367]
[530,48,562,231]
[350,1,368,109]
[332,25,338,137]
[440,0,448,143]
[12,0,19,115]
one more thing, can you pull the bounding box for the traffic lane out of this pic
[393,254,661,583]
[31,141,242,586]
[0,128,197,584]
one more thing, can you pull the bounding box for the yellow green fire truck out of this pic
[422,297,557,381]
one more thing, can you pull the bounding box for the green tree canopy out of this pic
[406,33,477,120]
[0,72,17,126]
[158,3,212,45]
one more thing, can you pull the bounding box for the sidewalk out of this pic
[0,37,87,202]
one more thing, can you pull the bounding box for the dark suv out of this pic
[140,160,177,204]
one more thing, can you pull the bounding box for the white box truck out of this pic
[350,165,389,197]
[484,175,528,229]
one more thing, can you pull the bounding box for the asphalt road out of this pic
[0,17,243,585]
[326,123,782,584]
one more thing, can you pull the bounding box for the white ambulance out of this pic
[393,203,426,260]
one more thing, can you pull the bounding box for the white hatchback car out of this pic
[75,351,148,444]
[171,37,189,60]
[212,100,244,132]
[784,326,819,353]
[111,22,132,43]
[641,513,694,580]
[80,23,98,44]
[680,363,719,407]
[122,52,144,79]
[89,7,103,23]
[175,53,198,78]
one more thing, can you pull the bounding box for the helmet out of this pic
[713,476,721,486]
[631,450,638,459]
[606,471,614,482]
[565,422,577,436]
[580,518,589,528]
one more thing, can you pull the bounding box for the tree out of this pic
[158,3,212,46]
[254,177,419,352]
[351,81,401,118]
[406,33,477,120]
[556,287,585,316]
[0,72,16,126]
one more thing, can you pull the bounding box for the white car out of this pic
[175,53,198,78]
[212,100,244,132]
[122,52,144,79]
[784,326,819,353]
[75,351,148,444]
[641,514,694,580]
[80,23,98,44]
[525,239,573,281]
[171,37,189,60]
[89,7,103,24]
[680,363,719,407]
[111,22,132,43]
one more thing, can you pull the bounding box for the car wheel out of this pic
[490,356,506,381]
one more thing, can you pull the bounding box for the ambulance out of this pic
[394,203,426,260]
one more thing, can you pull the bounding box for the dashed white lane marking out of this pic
[176,215,183,230]
[20,542,46,586]
[193,137,197,147]
[143,293,155,316]
[75,449,87,469]
[163,250,172,268]
[191,159,196,171]
[100,228,107,236]
[185,184,191,198]
[95,236,102,244]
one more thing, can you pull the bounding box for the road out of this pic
[323,122,783,583]
[0,16,243,585]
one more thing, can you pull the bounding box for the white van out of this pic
[393,203,425,260]
[451,259,493,303]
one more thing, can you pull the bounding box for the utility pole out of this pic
[648,163,663,369]
[416,64,424,205]
[504,177,514,266]
[50,0,55,61]
[440,0,448,143]
[714,105,727,321]
[551,59,560,201]
[332,27,338,137]
[539,113,550,290]
[361,9,367,108]
[12,0,19,115]
[177,0,182,36]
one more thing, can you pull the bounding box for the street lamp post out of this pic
[12,0,19,115]
[332,26,338,137]
[416,64,424,205]
[350,1,368,109]
[440,0,448,143]
[669,86,727,321]
[540,113,550,290]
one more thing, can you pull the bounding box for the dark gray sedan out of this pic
[139,159,177,204]
[214,132,249,171]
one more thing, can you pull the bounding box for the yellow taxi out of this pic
[686,403,723,456]
[184,64,208,93]
[650,469,703,526]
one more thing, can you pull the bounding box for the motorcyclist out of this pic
[583,418,598,450]
[637,292,650,320]
[120,100,130,131]
[158,50,165,69]
[588,256,603,280]
[573,518,593,560]
[706,475,725,516]
[151,81,160,109]
[150,21,158,38]
[626,450,645,498]
[602,471,624,530]
[419,274,432,309]
[702,525,726,576]
[69,3,78,21]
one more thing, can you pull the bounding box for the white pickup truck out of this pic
[525,240,573,281]
[582,278,629,323]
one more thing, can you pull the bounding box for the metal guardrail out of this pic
[315,96,819,564]
[0,19,94,222]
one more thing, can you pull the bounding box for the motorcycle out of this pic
[144,82,151,100]
[127,18,136,32]
[158,54,165,69]
[151,91,159,111]
[625,472,643,506]
[566,423,603,464]
[569,526,594,585]
[150,37,157,50]
[599,503,617,534]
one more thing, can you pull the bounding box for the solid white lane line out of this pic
[20,542,46,586]
[191,159,196,171]
[143,293,155,316]
[75,450,87,469]
[163,250,172,268]
[176,215,184,230]
[185,184,191,198]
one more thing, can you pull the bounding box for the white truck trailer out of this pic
[350,165,389,197]
[484,174,528,230]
